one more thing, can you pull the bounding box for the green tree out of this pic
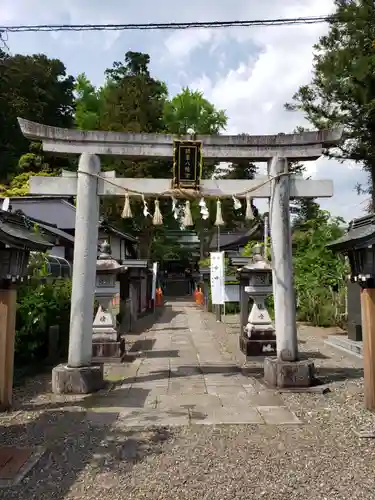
[164,87,227,136]
[0,142,69,196]
[0,171,56,197]
[74,52,174,257]
[74,74,102,130]
[293,209,347,326]
[74,58,231,259]
[285,0,375,206]
[0,49,75,181]
[163,87,229,258]
[291,198,321,228]
[101,51,168,134]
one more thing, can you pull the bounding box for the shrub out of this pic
[15,258,72,364]
[292,211,347,327]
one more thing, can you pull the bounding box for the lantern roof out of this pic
[0,209,54,251]
[243,244,272,271]
[96,241,126,273]
[328,214,375,252]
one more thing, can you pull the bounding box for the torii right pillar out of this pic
[264,156,314,388]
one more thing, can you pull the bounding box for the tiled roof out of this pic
[0,210,53,250]
[328,214,375,251]
[11,210,75,244]
[209,223,262,250]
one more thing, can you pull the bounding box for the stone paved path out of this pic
[88,300,300,426]
[3,303,373,499]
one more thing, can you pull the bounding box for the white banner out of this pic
[210,252,225,305]
[151,262,158,300]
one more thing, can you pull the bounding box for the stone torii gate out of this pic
[18,118,343,392]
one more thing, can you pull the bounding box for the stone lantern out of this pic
[236,244,276,357]
[92,241,126,362]
[328,214,375,409]
[199,266,211,311]
[328,214,375,342]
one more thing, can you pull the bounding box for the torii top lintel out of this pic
[17,118,344,162]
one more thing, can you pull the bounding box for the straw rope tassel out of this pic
[142,195,150,217]
[214,199,224,226]
[172,197,179,220]
[182,200,193,227]
[152,199,163,225]
[121,193,132,219]
[232,195,242,211]
[245,194,255,220]
[199,197,209,220]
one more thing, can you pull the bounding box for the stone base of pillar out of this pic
[52,363,104,394]
[239,330,276,357]
[92,339,125,364]
[263,357,315,388]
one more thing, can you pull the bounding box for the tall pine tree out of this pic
[286,0,375,207]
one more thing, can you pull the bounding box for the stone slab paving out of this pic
[88,300,301,426]
[2,310,375,499]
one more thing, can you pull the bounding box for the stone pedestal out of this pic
[240,331,276,356]
[242,292,276,356]
[52,363,104,394]
[92,339,125,363]
[263,357,315,388]
[92,302,124,363]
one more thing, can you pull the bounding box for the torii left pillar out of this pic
[51,153,105,394]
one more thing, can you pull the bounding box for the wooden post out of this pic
[215,304,221,322]
[0,285,17,410]
[361,288,375,410]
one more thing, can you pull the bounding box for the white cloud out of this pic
[163,29,216,61]
[0,0,368,221]
[167,0,366,221]
[186,2,334,136]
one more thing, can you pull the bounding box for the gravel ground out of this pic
[1,314,375,500]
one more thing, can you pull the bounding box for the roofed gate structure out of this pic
[18,118,343,392]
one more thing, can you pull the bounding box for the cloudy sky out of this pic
[0,0,368,222]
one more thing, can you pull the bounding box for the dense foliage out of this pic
[0,49,75,182]
[293,210,347,326]
[15,259,72,364]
